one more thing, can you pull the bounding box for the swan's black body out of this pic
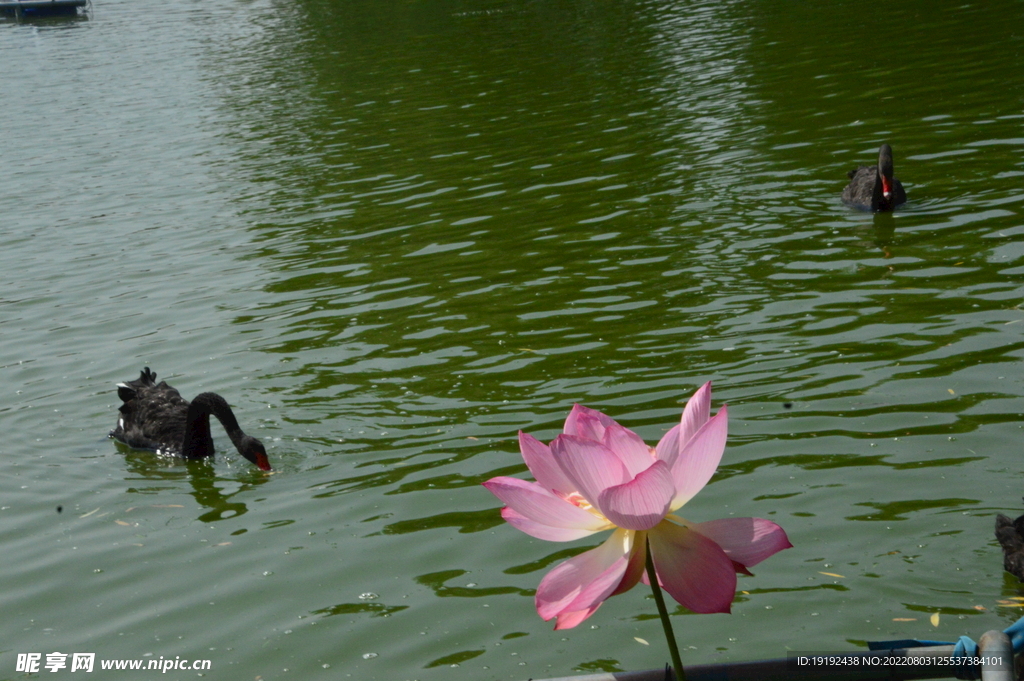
[996,501,1024,581]
[842,143,907,212]
[110,367,271,470]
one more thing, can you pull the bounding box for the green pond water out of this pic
[3,1,1024,679]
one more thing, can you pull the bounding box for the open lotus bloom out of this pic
[483,383,792,629]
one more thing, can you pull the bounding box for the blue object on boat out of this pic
[868,615,1024,680]
[0,0,87,16]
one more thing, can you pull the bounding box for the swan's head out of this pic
[239,435,272,471]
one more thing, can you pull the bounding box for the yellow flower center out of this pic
[564,491,612,526]
[564,491,593,511]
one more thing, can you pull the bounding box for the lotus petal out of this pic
[564,404,619,441]
[536,529,633,625]
[598,461,675,531]
[519,431,577,496]
[500,507,603,542]
[550,435,630,510]
[654,423,682,467]
[657,383,713,468]
[602,423,656,477]
[554,606,600,630]
[680,382,712,447]
[692,517,793,567]
[484,476,609,530]
[668,407,728,510]
[648,519,736,614]
[608,531,647,597]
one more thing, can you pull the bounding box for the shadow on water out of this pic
[871,211,897,252]
[116,443,271,522]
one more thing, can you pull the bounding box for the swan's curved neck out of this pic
[181,392,246,457]
[872,171,885,206]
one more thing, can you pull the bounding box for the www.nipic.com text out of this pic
[16,653,212,673]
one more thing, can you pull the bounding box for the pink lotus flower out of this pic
[483,383,792,629]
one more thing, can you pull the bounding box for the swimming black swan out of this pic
[995,501,1024,580]
[841,143,907,211]
[109,367,272,471]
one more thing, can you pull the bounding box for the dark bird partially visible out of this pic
[109,367,272,471]
[995,501,1024,580]
[842,143,907,212]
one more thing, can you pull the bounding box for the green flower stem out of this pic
[645,539,685,681]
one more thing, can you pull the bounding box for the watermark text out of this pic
[16,653,212,673]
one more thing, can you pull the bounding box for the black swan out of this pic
[109,367,272,471]
[841,143,907,211]
[995,500,1024,580]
